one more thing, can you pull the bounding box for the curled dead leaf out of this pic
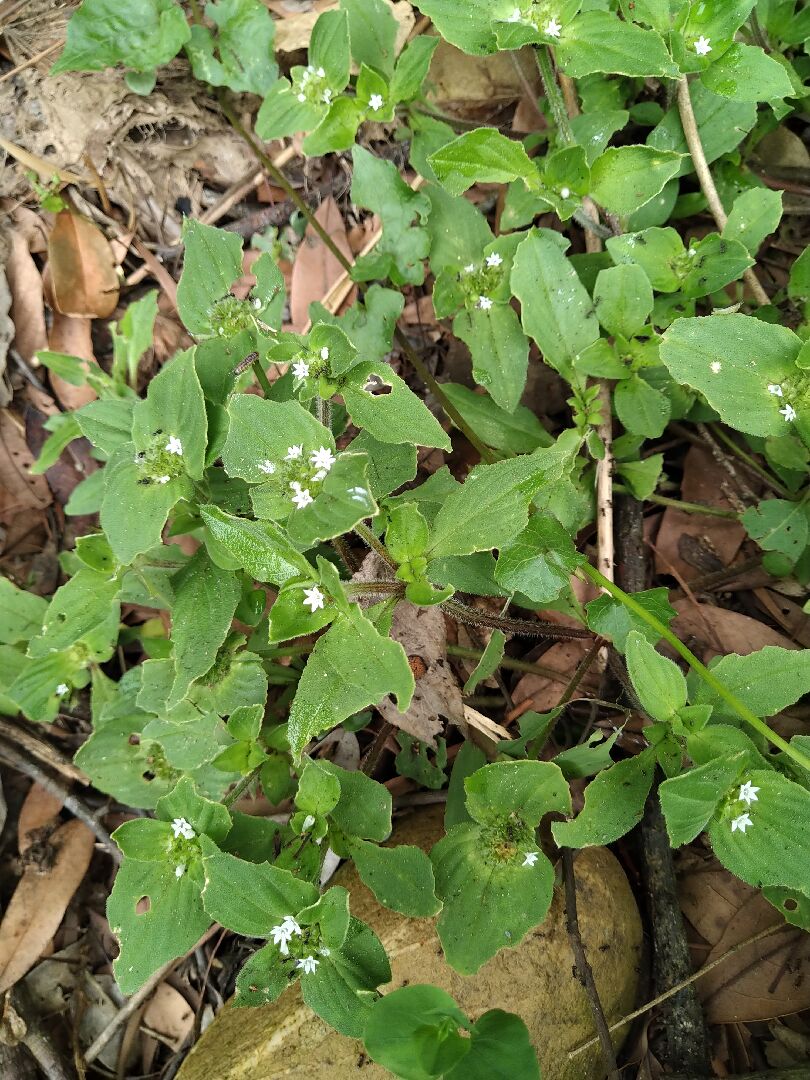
[290,196,352,332]
[47,210,119,318]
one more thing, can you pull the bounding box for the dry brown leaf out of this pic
[654,447,747,581]
[377,603,463,746]
[290,196,352,332]
[0,818,95,993]
[753,588,810,648]
[512,640,596,715]
[143,983,195,1051]
[5,228,47,363]
[0,408,51,523]
[0,267,12,408]
[427,40,531,118]
[46,310,97,409]
[47,209,119,318]
[17,783,63,853]
[672,598,796,662]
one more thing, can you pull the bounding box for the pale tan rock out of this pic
[178,807,643,1080]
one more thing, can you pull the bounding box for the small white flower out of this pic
[165,436,183,456]
[301,814,316,831]
[282,915,302,935]
[258,460,276,475]
[369,93,384,112]
[485,252,503,268]
[507,7,523,22]
[292,487,314,509]
[217,326,225,336]
[175,864,186,878]
[303,585,325,613]
[687,247,697,257]
[285,445,304,461]
[522,851,539,867]
[560,186,571,199]
[322,88,333,104]
[252,297,262,310]
[171,817,196,840]
[312,469,328,482]
[316,67,326,79]
[767,383,784,397]
[156,475,171,484]
[318,946,331,957]
[780,403,797,423]
[320,346,330,361]
[292,360,310,380]
[545,16,562,37]
[731,812,753,834]
[297,92,307,103]
[738,781,760,805]
[270,924,292,955]
[296,955,320,975]
[694,35,712,56]
[55,683,69,696]
[477,295,493,311]
[310,446,336,472]
[464,263,476,273]
[710,361,722,374]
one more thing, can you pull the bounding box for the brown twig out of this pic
[562,850,620,1080]
[442,598,592,639]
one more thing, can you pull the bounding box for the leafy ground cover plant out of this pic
[3,0,810,1076]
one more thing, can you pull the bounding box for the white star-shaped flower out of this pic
[545,16,562,37]
[731,812,753,834]
[522,851,539,867]
[780,403,797,422]
[320,346,330,361]
[710,361,722,374]
[322,88,333,104]
[285,445,304,461]
[56,683,69,696]
[165,436,183,456]
[270,923,293,955]
[464,263,476,273]
[560,186,571,199]
[738,781,760,805]
[369,93,384,112]
[485,252,503,268]
[477,295,493,311]
[296,955,320,975]
[316,67,326,79]
[282,915,302,935]
[310,446,336,472]
[291,487,314,509]
[694,35,712,56]
[156,475,171,485]
[292,360,310,380]
[767,383,784,397]
[303,585,325,612]
[175,864,186,878]
[171,817,196,840]
[297,92,307,103]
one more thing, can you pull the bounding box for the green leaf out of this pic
[232,940,291,1006]
[7,651,82,724]
[426,182,493,275]
[724,189,783,257]
[625,630,687,722]
[287,608,414,757]
[341,362,450,450]
[132,349,208,481]
[202,843,318,937]
[463,630,506,695]
[408,0,496,55]
[606,226,685,293]
[495,512,584,604]
[552,749,655,848]
[53,0,190,74]
[428,128,537,197]
[789,245,810,299]
[365,984,470,1080]
[347,432,417,499]
[28,568,120,662]
[452,304,529,413]
[707,770,810,892]
[445,1009,541,1080]
[679,233,753,298]
[741,499,809,564]
[176,219,244,336]
[589,145,683,216]
[311,285,404,366]
[554,730,620,780]
[31,413,82,474]
[593,264,653,339]
[75,397,136,455]
[347,838,440,916]
[111,290,159,387]
[340,0,397,77]
[692,646,810,721]
[614,374,671,439]
[647,82,757,178]
[185,0,278,95]
[200,505,311,585]
[440,384,552,454]
[511,230,599,380]
[156,775,233,841]
[586,587,676,651]
[0,578,48,645]
[309,8,351,88]
[303,97,364,156]
[701,43,793,102]
[556,12,678,77]
[350,146,431,286]
[255,78,323,141]
[168,550,241,707]
[659,753,748,847]
[659,314,801,437]
[322,762,392,841]
[297,760,342,816]
[222,394,334,482]
[268,577,336,643]
[390,35,439,101]
[465,760,571,826]
[75,718,179,809]
[107,858,210,994]
[286,454,378,547]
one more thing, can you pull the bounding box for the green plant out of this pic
[5,0,810,1075]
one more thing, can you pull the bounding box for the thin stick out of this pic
[83,926,218,1064]
[0,717,89,784]
[0,40,62,84]
[569,922,783,1059]
[442,598,592,640]
[676,77,770,306]
[0,739,120,863]
[562,850,620,1078]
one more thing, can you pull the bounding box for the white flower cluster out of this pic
[296,64,330,105]
[171,817,196,840]
[257,445,337,509]
[291,346,330,383]
[730,780,759,834]
[464,252,504,311]
[506,7,562,36]
[767,383,797,423]
[268,916,322,975]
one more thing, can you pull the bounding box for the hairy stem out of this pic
[442,597,592,639]
[353,521,397,568]
[535,46,575,145]
[251,356,273,397]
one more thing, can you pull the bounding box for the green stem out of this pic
[223,762,264,807]
[535,46,575,146]
[251,357,273,398]
[613,485,740,519]
[353,521,397,568]
[579,562,810,771]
